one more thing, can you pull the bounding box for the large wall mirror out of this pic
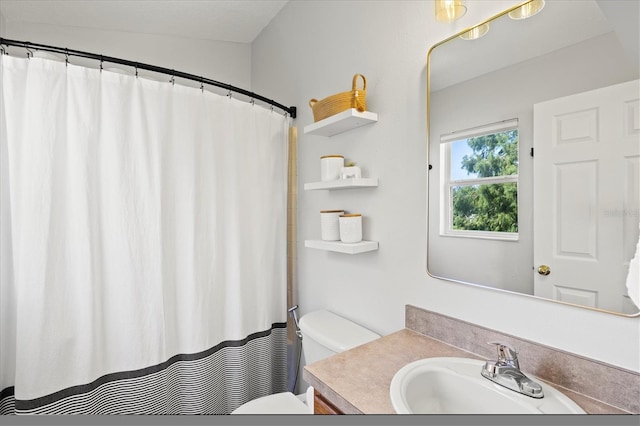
[427,0,640,316]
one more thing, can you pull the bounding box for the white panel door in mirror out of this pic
[534,79,640,314]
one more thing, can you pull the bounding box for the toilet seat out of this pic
[230,392,310,414]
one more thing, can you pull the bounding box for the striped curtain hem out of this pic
[0,323,287,415]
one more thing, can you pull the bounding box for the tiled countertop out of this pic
[303,328,628,415]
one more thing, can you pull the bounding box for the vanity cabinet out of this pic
[303,108,379,254]
[314,390,343,415]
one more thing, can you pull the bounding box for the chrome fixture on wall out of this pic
[481,342,544,399]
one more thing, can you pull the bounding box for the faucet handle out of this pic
[487,341,519,369]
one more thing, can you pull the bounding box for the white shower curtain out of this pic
[0,55,290,414]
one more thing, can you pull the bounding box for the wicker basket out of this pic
[309,74,367,122]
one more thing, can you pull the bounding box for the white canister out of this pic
[320,155,344,181]
[339,214,363,243]
[320,210,345,241]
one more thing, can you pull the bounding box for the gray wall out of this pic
[3,19,252,90]
[0,12,6,37]
[252,0,640,372]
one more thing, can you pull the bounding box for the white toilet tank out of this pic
[298,310,380,364]
[230,310,380,415]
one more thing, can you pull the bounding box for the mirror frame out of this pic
[425,0,640,318]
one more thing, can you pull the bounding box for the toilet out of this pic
[231,310,380,414]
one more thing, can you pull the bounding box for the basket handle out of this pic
[309,99,318,108]
[352,74,366,91]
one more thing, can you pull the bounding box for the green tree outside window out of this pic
[451,130,519,233]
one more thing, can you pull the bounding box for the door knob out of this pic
[537,265,551,276]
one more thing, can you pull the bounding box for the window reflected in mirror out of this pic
[440,120,519,239]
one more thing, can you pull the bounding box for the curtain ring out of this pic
[99,55,103,72]
[250,97,255,106]
[227,90,232,98]
[200,77,204,93]
[64,48,69,67]
[170,71,175,85]
[135,63,139,78]
[26,48,33,59]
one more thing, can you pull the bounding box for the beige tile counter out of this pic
[303,329,479,414]
[303,328,628,415]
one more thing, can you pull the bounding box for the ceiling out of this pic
[0,0,289,44]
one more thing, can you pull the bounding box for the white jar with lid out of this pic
[320,155,344,181]
[339,214,362,243]
[320,210,345,241]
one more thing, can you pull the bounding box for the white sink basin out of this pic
[390,357,585,414]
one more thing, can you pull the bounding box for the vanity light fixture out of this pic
[459,23,490,40]
[508,0,545,20]
[435,0,467,23]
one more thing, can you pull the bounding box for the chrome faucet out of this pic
[480,342,544,399]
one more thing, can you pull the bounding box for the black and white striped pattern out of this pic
[0,388,15,416]
[0,323,287,415]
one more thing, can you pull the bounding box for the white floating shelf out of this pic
[305,240,379,254]
[303,108,378,137]
[304,178,379,191]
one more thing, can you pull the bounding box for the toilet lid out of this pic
[231,392,310,414]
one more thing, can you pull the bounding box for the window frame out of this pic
[439,119,520,241]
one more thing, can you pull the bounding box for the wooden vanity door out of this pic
[313,389,343,414]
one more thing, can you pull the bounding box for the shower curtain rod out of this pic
[0,38,297,119]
